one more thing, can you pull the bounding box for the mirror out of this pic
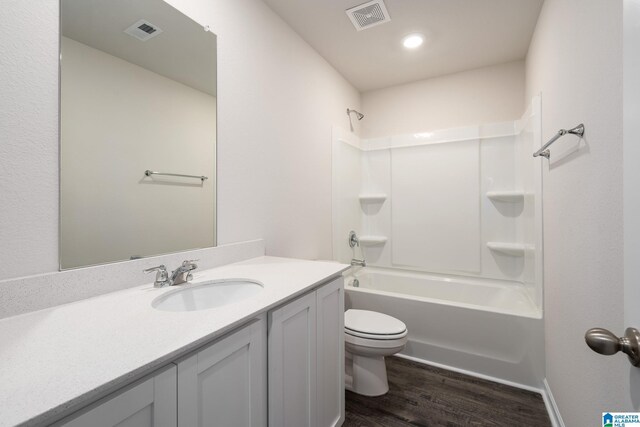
[60,0,217,269]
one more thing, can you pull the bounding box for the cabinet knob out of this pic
[585,327,640,367]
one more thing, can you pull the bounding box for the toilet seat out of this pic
[345,328,408,340]
[345,309,407,341]
[345,331,408,350]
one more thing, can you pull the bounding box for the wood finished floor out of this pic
[344,357,551,427]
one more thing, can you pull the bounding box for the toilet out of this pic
[344,309,408,396]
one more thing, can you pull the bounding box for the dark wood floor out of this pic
[344,357,551,427]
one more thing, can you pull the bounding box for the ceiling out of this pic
[262,0,544,92]
[61,0,216,96]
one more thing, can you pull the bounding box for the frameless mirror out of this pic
[60,0,216,269]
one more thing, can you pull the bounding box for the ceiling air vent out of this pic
[124,19,163,42]
[346,0,391,31]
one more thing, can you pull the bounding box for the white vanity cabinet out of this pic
[177,317,267,427]
[58,319,266,427]
[57,365,177,427]
[268,277,345,427]
[56,276,343,427]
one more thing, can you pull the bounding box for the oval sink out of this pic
[152,279,263,312]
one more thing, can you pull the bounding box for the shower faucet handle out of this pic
[349,230,360,248]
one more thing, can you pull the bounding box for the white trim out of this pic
[394,353,543,394]
[358,96,541,153]
[361,121,517,152]
[541,378,565,427]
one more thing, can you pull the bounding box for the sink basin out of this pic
[152,279,264,312]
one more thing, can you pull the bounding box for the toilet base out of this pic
[345,351,389,396]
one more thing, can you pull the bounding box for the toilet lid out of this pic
[344,309,407,337]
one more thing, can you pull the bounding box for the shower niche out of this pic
[332,96,543,312]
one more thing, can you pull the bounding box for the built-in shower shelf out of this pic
[359,236,388,246]
[487,242,530,256]
[486,191,525,202]
[358,194,387,203]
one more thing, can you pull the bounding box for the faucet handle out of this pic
[181,260,199,272]
[144,265,170,288]
[348,231,359,248]
[170,260,199,285]
[144,264,166,273]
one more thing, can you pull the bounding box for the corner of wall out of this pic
[542,378,566,427]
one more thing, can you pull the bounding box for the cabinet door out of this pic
[59,365,177,427]
[177,317,266,427]
[316,277,345,427]
[268,291,317,427]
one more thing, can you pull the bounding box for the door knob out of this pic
[585,327,640,367]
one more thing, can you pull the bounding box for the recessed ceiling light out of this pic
[402,34,424,49]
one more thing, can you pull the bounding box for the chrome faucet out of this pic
[348,231,366,267]
[144,260,198,287]
[144,265,171,288]
[351,258,366,267]
[170,260,198,285]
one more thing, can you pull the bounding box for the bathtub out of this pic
[344,267,544,389]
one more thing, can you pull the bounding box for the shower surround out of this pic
[332,97,545,388]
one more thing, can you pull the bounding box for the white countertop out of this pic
[0,256,348,427]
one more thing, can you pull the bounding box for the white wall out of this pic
[61,37,216,268]
[526,0,627,425]
[171,0,361,261]
[0,0,59,279]
[361,61,525,139]
[0,0,360,281]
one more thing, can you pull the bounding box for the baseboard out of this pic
[541,378,565,427]
[392,354,564,426]
[394,353,544,394]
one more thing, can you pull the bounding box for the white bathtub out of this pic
[344,267,544,389]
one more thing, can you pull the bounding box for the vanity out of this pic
[0,256,348,426]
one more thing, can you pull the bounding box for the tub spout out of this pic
[351,258,366,267]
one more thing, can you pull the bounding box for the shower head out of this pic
[347,108,365,120]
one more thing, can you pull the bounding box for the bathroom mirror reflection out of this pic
[60,0,217,269]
